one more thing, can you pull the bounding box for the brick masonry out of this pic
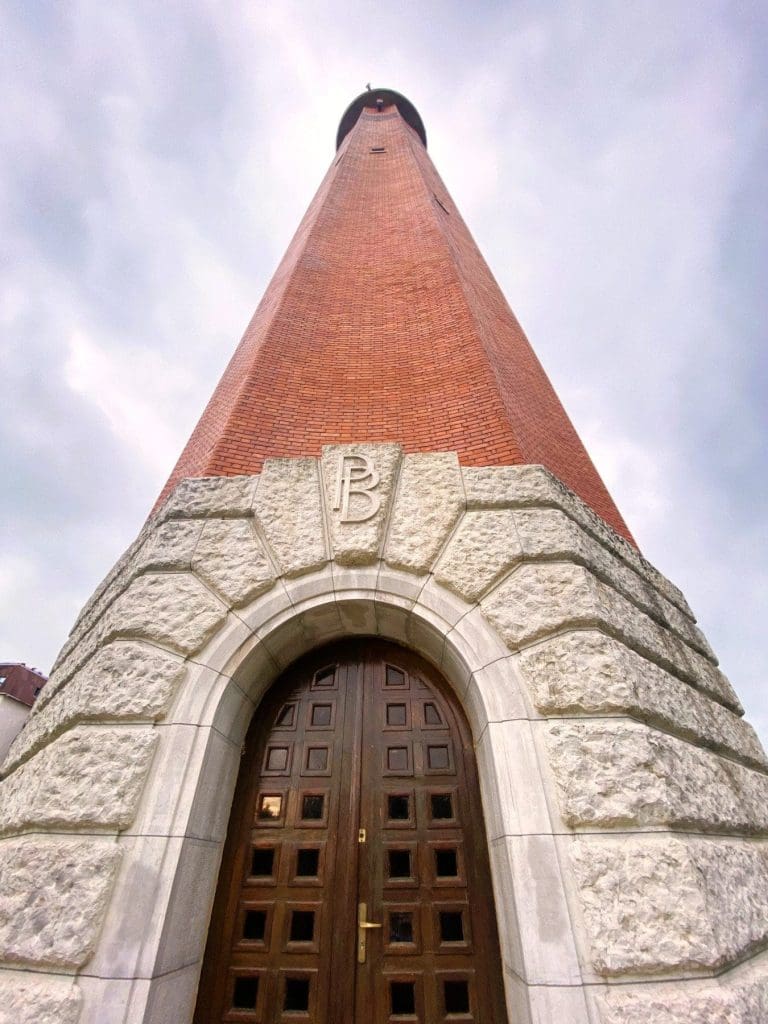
[157,101,633,543]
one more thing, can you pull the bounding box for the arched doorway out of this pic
[195,639,508,1022]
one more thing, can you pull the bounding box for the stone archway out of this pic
[0,448,764,1024]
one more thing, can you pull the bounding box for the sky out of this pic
[1,1,766,744]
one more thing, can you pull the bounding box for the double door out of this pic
[195,639,507,1022]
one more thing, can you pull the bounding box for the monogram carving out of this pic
[333,454,381,523]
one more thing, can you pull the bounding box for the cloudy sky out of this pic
[2,2,766,743]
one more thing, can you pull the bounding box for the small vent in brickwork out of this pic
[370,145,386,153]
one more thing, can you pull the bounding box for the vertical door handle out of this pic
[357,902,382,963]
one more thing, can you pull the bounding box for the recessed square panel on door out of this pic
[281,902,322,954]
[234,901,275,952]
[310,665,338,690]
[383,743,413,777]
[424,741,455,775]
[226,968,267,1021]
[307,701,336,730]
[434,970,476,1022]
[295,790,330,828]
[276,968,319,1020]
[432,902,473,953]
[383,903,422,956]
[287,843,325,887]
[383,842,419,889]
[255,791,287,827]
[383,700,411,731]
[301,744,332,777]
[384,790,416,829]
[378,971,425,1022]
[262,744,293,777]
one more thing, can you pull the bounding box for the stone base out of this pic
[0,447,764,1022]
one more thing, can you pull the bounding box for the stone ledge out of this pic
[482,563,740,711]
[546,720,768,833]
[461,464,692,618]
[570,836,768,976]
[595,956,768,1024]
[436,506,711,658]
[158,475,258,521]
[519,631,765,770]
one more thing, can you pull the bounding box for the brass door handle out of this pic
[357,903,382,962]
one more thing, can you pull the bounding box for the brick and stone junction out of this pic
[0,91,765,1023]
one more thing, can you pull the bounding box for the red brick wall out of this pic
[157,103,634,544]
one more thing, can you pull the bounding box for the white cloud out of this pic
[1,0,765,749]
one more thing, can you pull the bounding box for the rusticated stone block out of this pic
[44,623,106,700]
[161,475,257,520]
[0,838,121,968]
[385,452,464,573]
[483,563,740,709]
[0,727,157,834]
[513,508,712,658]
[462,463,567,510]
[193,518,275,606]
[0,975,82,1024]
[322,444,402,565]
[519,631,765,769]
[103,573,226,655]
[434,509,522,601]
[254,458,327,576]
[571,837,768,975]
[482,562,598,647]
[462,463,692,617]
[7,642,184,773]
[547,720,768,832]
[135,519,203,573]
[596,962,768,1023]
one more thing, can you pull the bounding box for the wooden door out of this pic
[195,640,507,1023]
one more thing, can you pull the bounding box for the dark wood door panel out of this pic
[194,640,507,1024]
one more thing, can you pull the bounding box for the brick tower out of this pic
[1,90,766,1024]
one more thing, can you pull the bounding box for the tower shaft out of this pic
[160,100,633,543]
